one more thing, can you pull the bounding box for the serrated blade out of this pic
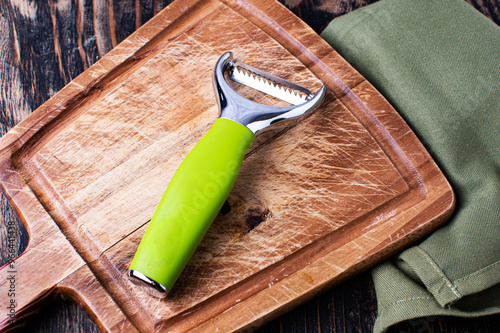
[230,61,312,105]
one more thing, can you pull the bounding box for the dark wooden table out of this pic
[1,0,499,332]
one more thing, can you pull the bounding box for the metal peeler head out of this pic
[213,52,326,134]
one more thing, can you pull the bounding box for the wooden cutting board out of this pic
[0,0,454,331]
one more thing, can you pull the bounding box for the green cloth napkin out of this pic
[320,0,500,332]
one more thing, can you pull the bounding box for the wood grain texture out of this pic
[2,1,498,332]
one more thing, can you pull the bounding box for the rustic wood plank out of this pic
[466,0,500,25]
[0,0,498,332]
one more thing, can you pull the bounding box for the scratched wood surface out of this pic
[2,2,496,325]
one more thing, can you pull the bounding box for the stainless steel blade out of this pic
[229,61,312,105]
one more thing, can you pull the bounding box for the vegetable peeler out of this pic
[128,51,326,298]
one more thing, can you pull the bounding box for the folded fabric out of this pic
[320,0,500,332]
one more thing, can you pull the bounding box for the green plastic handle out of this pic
[129,118,255,292]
